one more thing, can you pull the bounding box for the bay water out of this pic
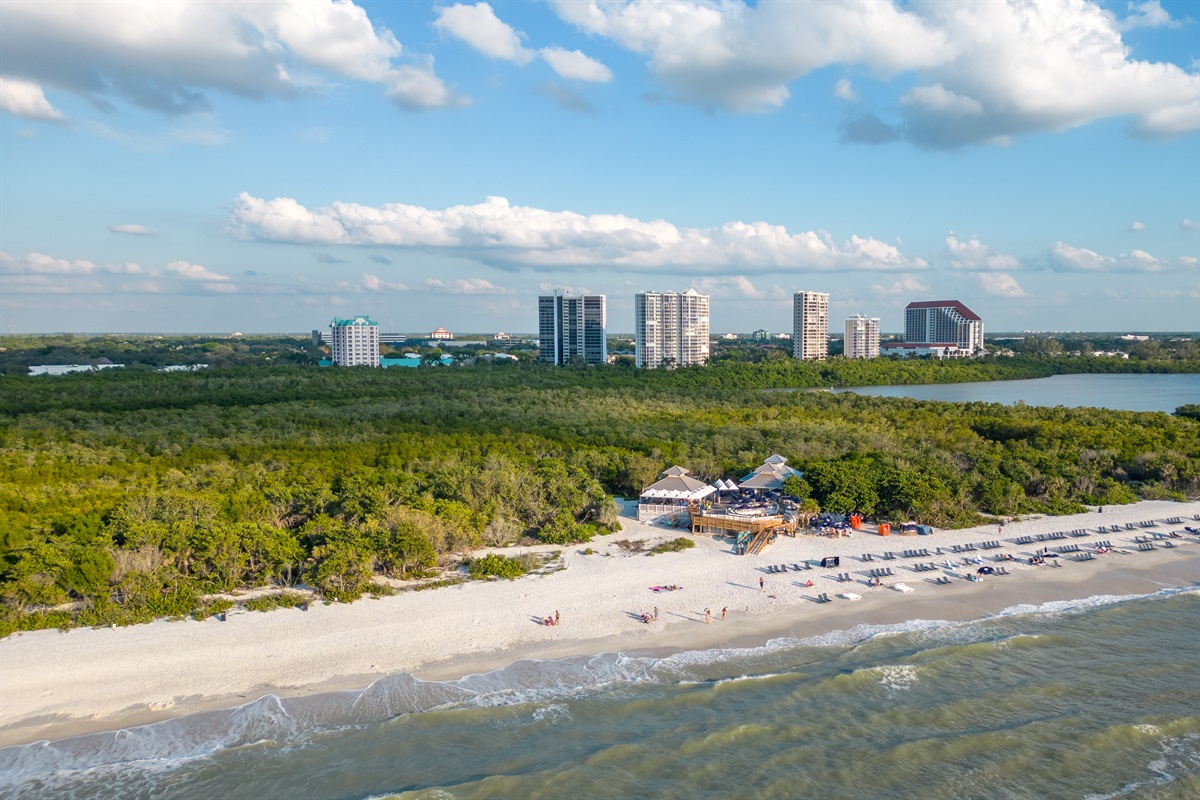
[3,589,1198,800]
[834,373,1200,413]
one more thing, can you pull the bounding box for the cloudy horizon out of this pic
[1,0,1197,335]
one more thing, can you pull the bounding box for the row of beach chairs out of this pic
[867,567,895,578]
[913,563,940,572]
[901,548,934,559]
[767,563,811,574]
[949,543,978,553]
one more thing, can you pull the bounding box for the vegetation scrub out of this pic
[0,360,1196,635]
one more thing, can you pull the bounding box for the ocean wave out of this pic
[3,586,1193,787]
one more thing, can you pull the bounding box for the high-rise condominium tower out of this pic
[634,290,710,368]
[538,292,607,365]
[904,300,984,354]
[329,316,380,367]
[844,314,880,359]
[793,291,829,361]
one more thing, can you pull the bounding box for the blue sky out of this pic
[1,0,1197,335]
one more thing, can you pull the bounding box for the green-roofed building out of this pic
[329,315,380,367]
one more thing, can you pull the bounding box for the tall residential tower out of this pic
[538,292,607,365]
[634,289,710,368]
[329,316,380,367]
[793,291,829,361]
[844,314,881,359]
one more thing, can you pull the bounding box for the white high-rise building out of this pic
[635,290,710,368]
[329,316,380,367]
[538,292,607,365]
[793,291,829,361]
[844,314,880,359]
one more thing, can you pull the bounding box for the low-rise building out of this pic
[881,342,969,359]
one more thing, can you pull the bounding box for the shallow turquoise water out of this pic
[4,590,1199,800]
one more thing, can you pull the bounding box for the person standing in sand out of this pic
[704,608,711,623]
[555,610,560,626]
[759,576,765,592]
[654,606,659,620]
[722,607,727,621]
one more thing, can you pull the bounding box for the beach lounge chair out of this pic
[934,576,952,585]
[817,592,831,603]
[862,553,874,562]
[1138,542,1156,551]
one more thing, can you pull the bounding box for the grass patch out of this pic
[648,537,696,555]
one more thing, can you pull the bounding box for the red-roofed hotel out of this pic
[903,300,984,355]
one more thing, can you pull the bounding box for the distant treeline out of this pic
[1,361,1197,635]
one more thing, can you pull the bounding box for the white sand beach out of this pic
[2,499,1198,746]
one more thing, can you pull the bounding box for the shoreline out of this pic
[2,499,1198,748]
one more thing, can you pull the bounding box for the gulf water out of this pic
[3,589,1198,800]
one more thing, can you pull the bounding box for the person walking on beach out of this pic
[721,606,727,621]
[555,610,560,626]
[704,608,711,623]
[654,606,659,621]
[759,576,765,592]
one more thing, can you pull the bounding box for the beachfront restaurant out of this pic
[638,466,717,522]
[738,454,804,494]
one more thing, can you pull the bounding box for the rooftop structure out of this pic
[428,326,454,340]
[904,300,984,354]
[739,454,804,492]
[637,466,717,521]
[793,291,829,361]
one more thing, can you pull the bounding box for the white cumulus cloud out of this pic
[425,277,515,294]
[1129,221,1146,232]
[540,47,613,82]
[693,275,765,299]
[0,76,65,122]
[833,78,858,101]
[549,0,1200,146]
[1118,1,1181,31]
[228,192,927,274]
[108,223,158,236]
[0,251,96,274]
[976,272,1025,297]
[435,2,534,64]
[1049,242,1194,272]
[167,260,231,281]
[946,233,1021,271]
[868,273,930,298]
[362,273,408,292]
[1183,219,1200,230]
[550,0,950,113]
[0,0,461,114]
